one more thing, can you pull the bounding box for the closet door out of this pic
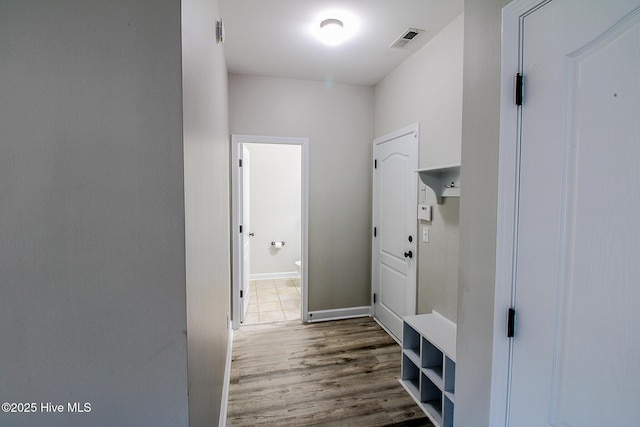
[372,124,418,341]
[506,1,640,425]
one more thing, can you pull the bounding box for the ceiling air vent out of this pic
[390,28,425,49]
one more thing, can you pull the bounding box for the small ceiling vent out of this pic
[390,28,425,49]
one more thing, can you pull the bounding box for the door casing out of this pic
[490,1,541,422]
[231,134,309,329]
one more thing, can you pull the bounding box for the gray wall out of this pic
[182,0,231,425]
[455,0,510,425]
[419,198,460,321]
[229,75,374,311]
[374,14,464,322]
[0,1,189,426]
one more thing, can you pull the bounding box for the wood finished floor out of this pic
[227,317,431,426]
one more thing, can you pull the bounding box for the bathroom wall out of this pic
[373,14,464,322]
[229,75,374,311]
[245,143,302,277]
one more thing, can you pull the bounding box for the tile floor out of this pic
[242,277,301,325]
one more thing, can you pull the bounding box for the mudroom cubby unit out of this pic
[400,312,456,427]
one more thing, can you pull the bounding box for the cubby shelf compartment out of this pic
[416,164,461,204]
[399,312,456,427]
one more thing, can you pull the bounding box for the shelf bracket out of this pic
[416,164,461,204]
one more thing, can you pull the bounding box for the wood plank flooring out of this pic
[227,317,431,426]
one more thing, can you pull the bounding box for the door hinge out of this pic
[374,159,377,169]
[239,159,243,167]
[374,227,377,237]
[507,307,516,338]
[515,73,523,106]
[373,293,377,304]
[239,225,243,233]
[240,290,244,298]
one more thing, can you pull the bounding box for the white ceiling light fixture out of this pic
[319,18,344,46]
[311,11,359,46]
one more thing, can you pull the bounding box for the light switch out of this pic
[422,226,429,243]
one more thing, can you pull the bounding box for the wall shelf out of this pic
[400,312,456,427]
[416,164,461,204]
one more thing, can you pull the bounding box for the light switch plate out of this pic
[422,226,429,243]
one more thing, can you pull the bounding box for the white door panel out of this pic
[380,154,410,257]
[372,124,418,341]
[506,2,640,426]
[380,264,406,316]
[240,145,251,322]
[379,252,407,277]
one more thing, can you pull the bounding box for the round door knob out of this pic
[249,232,255,236]
[404,250,413,259]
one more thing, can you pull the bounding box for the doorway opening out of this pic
[231,135,309,329]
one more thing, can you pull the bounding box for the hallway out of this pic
[227,317,430,426]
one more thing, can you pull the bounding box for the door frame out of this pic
[231,134,309,330]
[490,0,551,424]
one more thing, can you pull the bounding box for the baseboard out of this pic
[307,306,371,322]
[218,323,233,427]
[250,271,300,280]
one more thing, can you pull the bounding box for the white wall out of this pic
[374,14,464,169]
[0,1,189,425]
[455,1,510,425]
[373,14,464,322]
[229,75,374,311]
[245,143,302,276]
[182,0,231,424]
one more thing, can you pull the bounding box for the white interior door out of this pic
[506,2,640,425]
[372,124,418,341]
[240,145,251,322]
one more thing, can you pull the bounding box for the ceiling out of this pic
[219,0,463,87]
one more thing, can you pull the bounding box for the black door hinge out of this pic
[239,225,243,233]
[507,307,516,338]
[373,293,377,304]
[240,290,244,298]
[515,73,523,106]
[239,159,243,167]
[374,159,377,169]
[374,227,377,237]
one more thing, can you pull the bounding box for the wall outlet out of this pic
[422,226,429,243]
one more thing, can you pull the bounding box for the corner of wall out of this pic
[455,1,511,425]
[182,0,231,425]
